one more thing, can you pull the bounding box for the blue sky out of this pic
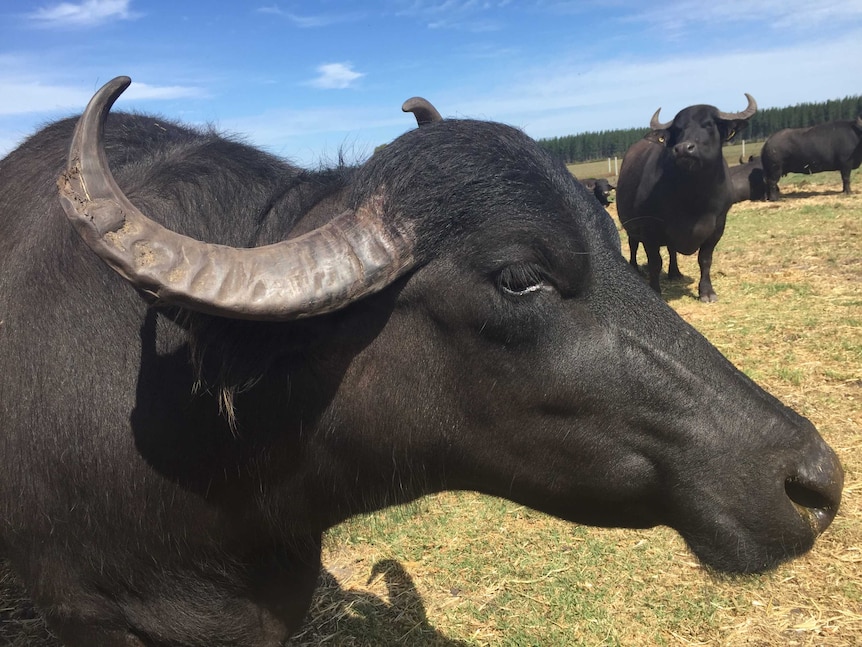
[2,0,862,167]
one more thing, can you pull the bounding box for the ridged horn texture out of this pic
[402,97,443,126]
[57,76,418,321]
[717,93,757,121]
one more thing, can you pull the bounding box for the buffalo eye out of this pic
[497,263,549,297]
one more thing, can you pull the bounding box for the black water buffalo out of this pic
[579,177,615,206]
[761,117,862,200]
[729,155,766,203]
[0,78,843,647]
[616,94,757,301]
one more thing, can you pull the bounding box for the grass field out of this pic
[289,168,861,646]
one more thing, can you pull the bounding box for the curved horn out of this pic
[649,107,672,131]
[58,77,417,321]
[402,97,442,127]
[717,93,758,121]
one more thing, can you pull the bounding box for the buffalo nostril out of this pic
[673,142,697,157]
[786,479,831,509]
[785,478,839,534]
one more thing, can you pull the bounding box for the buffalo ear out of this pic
[720,119,748,143]
[645,129,668,145]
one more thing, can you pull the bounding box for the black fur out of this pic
[579,177,615,207]
[615,103,753,302]
[728,156,766,203]
[0,107,842,646]
[761,118,862,199]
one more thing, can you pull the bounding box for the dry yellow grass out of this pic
[292,174,862,646]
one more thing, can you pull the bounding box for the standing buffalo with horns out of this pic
[0,79,841,646]
[616,94,758,301]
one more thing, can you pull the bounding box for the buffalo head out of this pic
[58,78,840,570]
[647,94,757,170]
[579,177,616,207]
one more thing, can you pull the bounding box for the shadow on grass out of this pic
[773,188,849,200]
[1,558,466,647]
[661,274,698,303]
[630,264,699,303]
[289,560,470,646]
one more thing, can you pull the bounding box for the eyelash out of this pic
[497,264,547,297]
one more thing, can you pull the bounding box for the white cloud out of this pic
[628,0,862,33]
[255,6,364,28]
[184,28,862,167]
[0,77,205,117]
[308,63,364,90]
[450,30,862,140]
[0,81,91,116]
[394,0,509,31]
[28,0,139,28]
[123,82,206,101]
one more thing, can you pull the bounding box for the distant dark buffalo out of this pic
[761,117,862,200]
[729,155,766,203]
[579,177,615,206]
[616,94,757,302]
[0,79,843,646]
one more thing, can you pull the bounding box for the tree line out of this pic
[537,95,862,164]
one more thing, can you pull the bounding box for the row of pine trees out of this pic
[537,95,862,164]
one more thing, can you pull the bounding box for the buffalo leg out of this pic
[667,246,683,280]
[628,237,640,271]
[840,166,852,194]
[643,243,663,295]
[697,242,719,303]
[765,172,781,200]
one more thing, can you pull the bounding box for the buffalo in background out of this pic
[761,117,862,200]
[579,177,615,207]
[728,155,766,203]
[616,94,757,302]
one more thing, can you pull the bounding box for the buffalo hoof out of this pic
[699,292,718,303]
